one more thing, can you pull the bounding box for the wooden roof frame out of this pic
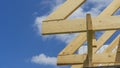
[42,0,120,68]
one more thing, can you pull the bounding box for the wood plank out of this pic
[93,31,116,53]
[86,14,93,67]
[59,32,86,56]
[59,31,96,56]
[42,15,120,35]
[104,35,120,53]
[42,18,85,35]
[44,0,86,21]
[92,32,97,48]
[57,53,116,65]
[57,54,86,65]
[71,65,83,68]
[99,0,120,16]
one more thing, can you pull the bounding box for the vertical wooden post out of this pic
[93,31,97,52]
[86,14,93,67]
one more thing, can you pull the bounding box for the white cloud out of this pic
[31,53,57,66]
[78,45,87,54]
[34,16,46,35]
[35,0,113,44]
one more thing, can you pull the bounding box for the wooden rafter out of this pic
[58,32,86,56]
[104,35,120,53]
[44,0,86,21]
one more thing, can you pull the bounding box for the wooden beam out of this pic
[86,14,93,67]
[57,54,86,65]
[104,35,120,53]
[59,32,95,56]
[71,65,83,68]
[42,15,120,35]
[93,31,116,53]
[57,53,116,65]
[92,32,97,48]
[59,32,86,56]
[44,0,86,21]
[99,0,120,17]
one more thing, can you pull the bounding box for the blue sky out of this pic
[0,0,120,68]
[0,0,68,68]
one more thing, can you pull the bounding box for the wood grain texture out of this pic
[93,31,116,53]
[59,32,86,56]
[86,14,93,67]
[42,16,120,35]
[57,53,116,65]
[44,0,86,21]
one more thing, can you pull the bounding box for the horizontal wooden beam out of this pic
[42,15,120,35]
[44,0,86,21]
[57,53,116,65]
[72,64,120,68]
[71,65,83,68]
